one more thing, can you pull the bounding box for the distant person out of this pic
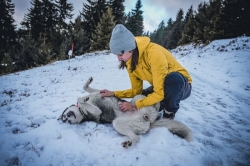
[100,24,192,119]
[68,49,73,59]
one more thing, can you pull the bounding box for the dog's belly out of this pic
[95,98,120,123]
[99,108,116,123]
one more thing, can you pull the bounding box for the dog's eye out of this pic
[65,110,76,119]
[67,111,73,117]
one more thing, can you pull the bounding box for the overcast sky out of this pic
[12,0,208,32]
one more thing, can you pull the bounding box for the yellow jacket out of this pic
[114,36,192,108]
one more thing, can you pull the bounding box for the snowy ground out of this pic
[0,37,249,166]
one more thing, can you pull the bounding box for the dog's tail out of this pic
[84,77,100,93]
[150,118,193,142]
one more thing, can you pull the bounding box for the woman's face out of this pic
[116,51,132,62]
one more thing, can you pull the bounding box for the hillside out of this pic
[0,37,249,166]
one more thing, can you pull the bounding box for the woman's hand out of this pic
[119,102,137,112]
[100,89,114,97]
[100,90,137,111]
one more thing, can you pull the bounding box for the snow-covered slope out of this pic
[172,37,250,98]
[0,37,249,166]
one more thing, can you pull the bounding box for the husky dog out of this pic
[58,77,193,148]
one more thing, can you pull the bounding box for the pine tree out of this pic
[108,0,125,24]
[19,0,70,62]
[36,38,53,64]
[125,0,144,36]
[55,0,74,30]
[81,0,108,52]
[203,0,221,43]
[143,30,150,37]
[90,7,115,52]
[20,0,59,48]
[161,18,173,49]
[41,0,58,41]
[238,0,250,36]
[124,12,133,31]
[69,16,89,55]
[0,0,17,62]
[58,35,68,60]
[20,0,44,40]
[1,53,13,74]
[179,5,195,45]
[150,20,166,45]
[163,9,184,49]
[149,30,157,43]
[192,2,209,43]
[50,0,74,57]
[48,27,63,57]
[213,0,250,40]
[16,36,39,70]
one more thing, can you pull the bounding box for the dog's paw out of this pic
[89,77,93,83]
[86,77,93,86]
[122,140,132,149]
[84,77,93,89]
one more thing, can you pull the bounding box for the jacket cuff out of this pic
[135,100,143,108]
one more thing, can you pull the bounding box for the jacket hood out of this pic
[125,36,150,65]
[135,36,150,57]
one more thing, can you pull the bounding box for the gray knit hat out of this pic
[109,24,136,55]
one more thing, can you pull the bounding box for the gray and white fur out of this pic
[58,77,193,148]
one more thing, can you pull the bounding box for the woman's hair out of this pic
[118,46,139,73]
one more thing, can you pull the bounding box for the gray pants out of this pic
[142,72,191,114]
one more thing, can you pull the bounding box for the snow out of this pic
[0,36,250,166]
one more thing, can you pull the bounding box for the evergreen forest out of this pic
[1,0,249,75]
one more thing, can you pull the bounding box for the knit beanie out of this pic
[109,24,136,55]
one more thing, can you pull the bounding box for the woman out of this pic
[100,24,192,119]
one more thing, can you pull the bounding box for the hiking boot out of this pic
[156,109,175,120]
[163,109,175,119]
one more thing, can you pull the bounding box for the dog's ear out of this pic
[79,103,102,116]
[78,103,102,121]
[88,105,102,117]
